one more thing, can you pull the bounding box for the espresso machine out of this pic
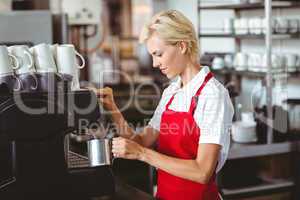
[0,84,115,200]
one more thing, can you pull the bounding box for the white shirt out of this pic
[149,66,234,172]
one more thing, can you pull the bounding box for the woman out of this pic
[94,10,234,200]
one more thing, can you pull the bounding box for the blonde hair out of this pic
[139,9,199,61]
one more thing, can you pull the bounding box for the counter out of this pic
[97,179,155,200]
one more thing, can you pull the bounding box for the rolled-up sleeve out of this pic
[194,84,233,145]
[148,101,164,131]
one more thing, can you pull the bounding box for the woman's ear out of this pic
[178,41,188,54]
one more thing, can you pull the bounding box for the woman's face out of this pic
[146,33,187,79]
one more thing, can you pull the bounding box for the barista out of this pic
[93,10,234,200]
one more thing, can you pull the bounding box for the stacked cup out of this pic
[51,44,85,91]
[0,45,21,91]
[1,43,85,92]
[8,45,37,91]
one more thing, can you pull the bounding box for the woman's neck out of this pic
[179,62,201,87]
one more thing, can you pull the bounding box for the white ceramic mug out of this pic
[248,53,263,71]
[285,53,298,71]
[212,57,225,70]
[248,18,262,35]
[262,18,276,34]
[53,44,85,90]
[0,45,19,75]
[252,17,263,35]
[8,45,35,75]
[262,53,285,72]
[224,54,234,68]
[30,43,57,73]
[275,18,289,34]
[234,52,248,70]
[54,44,85,74]
[288,19,299,34]
[234,18,249,35]
[223,18,234,34]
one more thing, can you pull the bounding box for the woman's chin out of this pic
[165,73,172,79]
[165,72,177,79]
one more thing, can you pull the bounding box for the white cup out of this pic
[288,19,299,34]
[262,53,285,72]
[248,53,263,71]
[234,52,248,70]
[253,18,263,35]
[234,18,249,35]
[248,18,260,35]
[0,45,19,75]
[275,18,289,34]
[285,53,299,72]
[53,44,85,90]
[30,43,57,73]
[262,18,276,34]
[224,54,234,68]
[223,18,234,34]
[54,44,85,74]
[285,53,297,67]
[50,43,59,60]
[8,45,35,75]
[212,57,225,70]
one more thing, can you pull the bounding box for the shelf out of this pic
[198,1,300,10]
[199,33,300,39]
[211,68,300,78]
[228,141,299,160]
[222,179,294,197]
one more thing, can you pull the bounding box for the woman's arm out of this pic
[89,87,159,147]
[109,104,159,147]
[112,137,220,184]
[142,143,220,184]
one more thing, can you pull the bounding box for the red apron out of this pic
[156,72,219,200]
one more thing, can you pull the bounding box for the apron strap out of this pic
[165,94,175,110]
[188,72,213,114]
[165,72,213,112]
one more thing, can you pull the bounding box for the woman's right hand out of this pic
[88,87,117,112]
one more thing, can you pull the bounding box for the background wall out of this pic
[169,0,300,112]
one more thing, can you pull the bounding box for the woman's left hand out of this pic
[112,137,145,160]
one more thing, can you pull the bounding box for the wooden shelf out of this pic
[228,141,299,160]
[222,179,295,197]
[198,1,300,10]
[199,33,300,39]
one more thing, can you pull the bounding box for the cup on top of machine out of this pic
[8,45,38,91]
[51,44,86,91]
[30,43,58,74]
[0,45,22,91]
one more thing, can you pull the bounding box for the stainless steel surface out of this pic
[222,179,294,196]
[87,138,112,167]
[52,14,68,44]
[228,141,300,160]
[0,11,52,45]
[265,0,273,144]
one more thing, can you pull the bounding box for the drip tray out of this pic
[68,151,89,169]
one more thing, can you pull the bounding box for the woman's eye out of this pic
[156,53,162,57]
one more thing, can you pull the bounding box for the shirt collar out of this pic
[172,66,211,94]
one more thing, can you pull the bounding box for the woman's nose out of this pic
[152,58,160,68]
